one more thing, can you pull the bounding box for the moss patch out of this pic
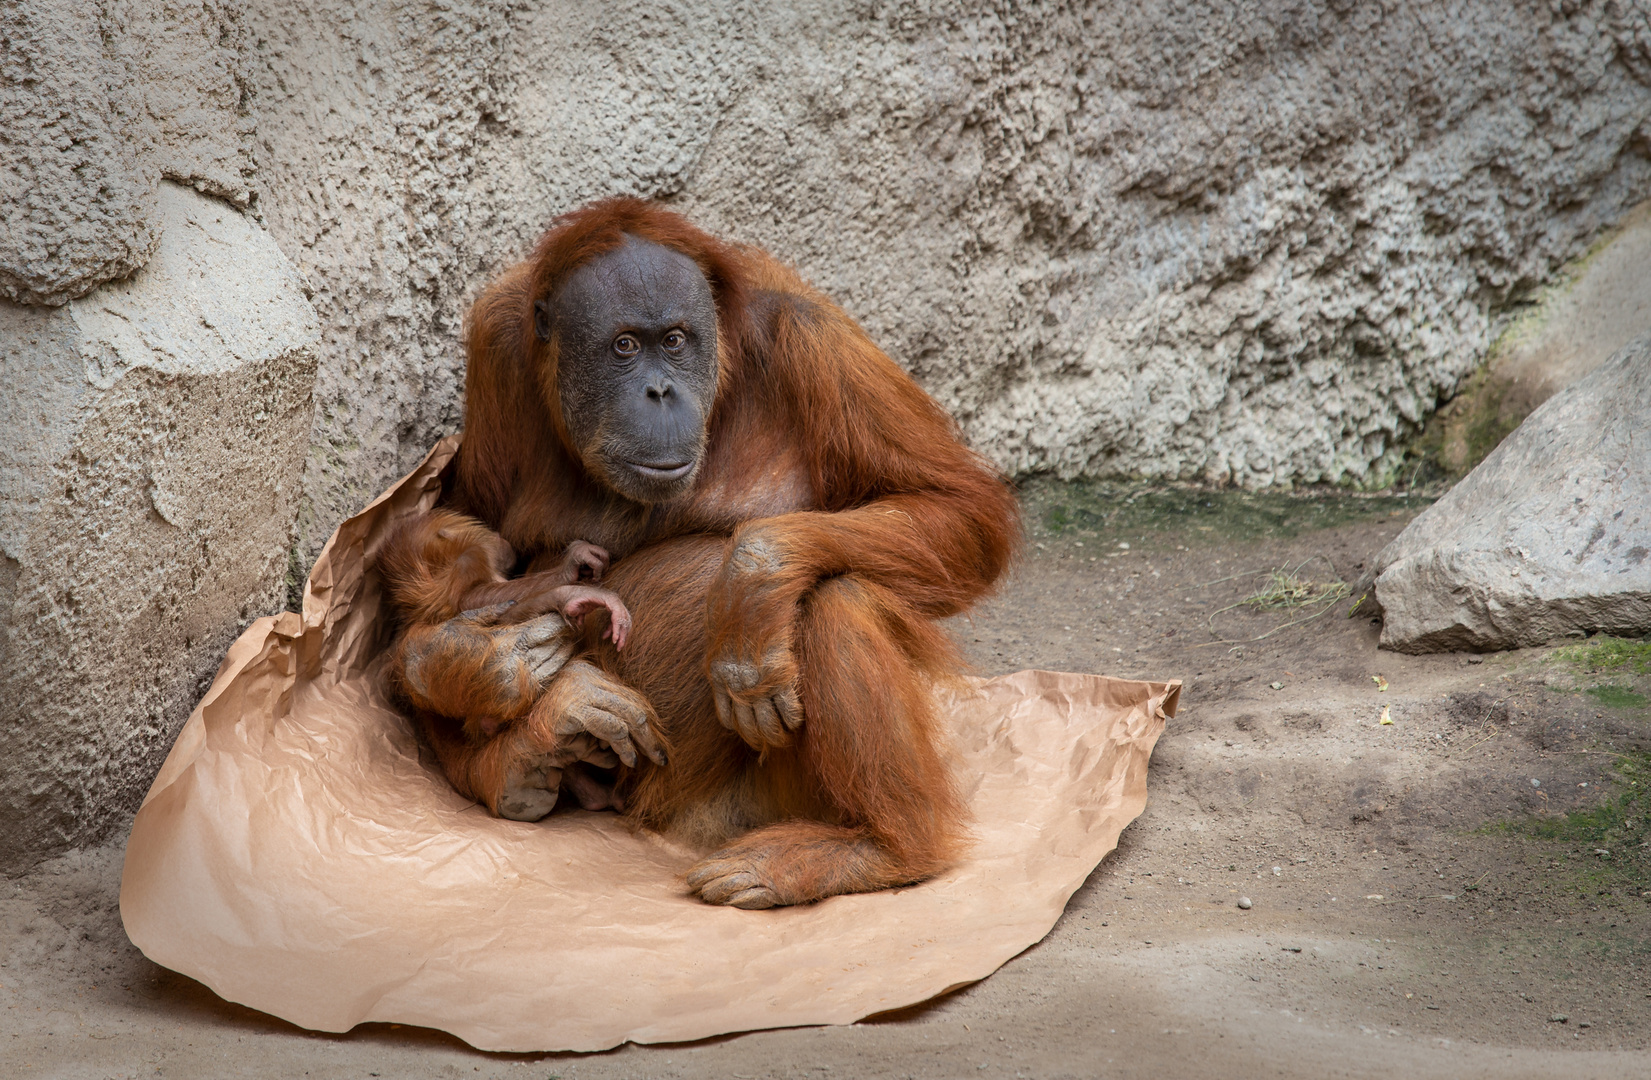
[1556,636,1651,676]
[1485,753,1650,894]
[1587,684,1650,711]
[1020,478,1430,545]
[284,544,307,614]
[1406,364,1525,485]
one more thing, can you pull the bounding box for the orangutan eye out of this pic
[663,329,686,351]
[613,334,640,357]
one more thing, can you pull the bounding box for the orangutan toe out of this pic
[495,753,560,821]
[685,854,784,908]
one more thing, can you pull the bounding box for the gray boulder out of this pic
[1371,339,1651,653]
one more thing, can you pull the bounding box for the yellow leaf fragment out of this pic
[1372,675,1389,692]
[1379,704,1393,725]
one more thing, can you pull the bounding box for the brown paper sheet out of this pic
[120,438,1180,1053]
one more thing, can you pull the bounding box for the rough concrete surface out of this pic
[1372,339,1651,653]
[1420,197,1651,479]
[1491,199,1651,417]
[237,0,1651,560]
[0,181,320,870]
[0,0,255,306]
[4,500,1649,1078]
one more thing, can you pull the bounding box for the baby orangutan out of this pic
[379,509,637,813]
[380,508,630,645]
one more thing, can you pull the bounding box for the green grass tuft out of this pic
[1555,636,1651,675]
[1586,684,1649,710]
[1022,478,1429,545]
[1487,753,1650,892]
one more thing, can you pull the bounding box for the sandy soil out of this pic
[4,487,1649,1079]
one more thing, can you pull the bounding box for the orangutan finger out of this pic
[712,681,735,730]
[605,600,631,650]
[751,696,787,748]
[774,686,804,731]
[732,699,759,747]
[629,713,666,766]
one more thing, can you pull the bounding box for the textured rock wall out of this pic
[0,182,319,868]
[6,0,1651,865]
[238,0,1651,564]
[0,0,255,305]
[1418,197,1651,478]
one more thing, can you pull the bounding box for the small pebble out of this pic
[1550,1014,1568,1024]
[1237,897,1253,910]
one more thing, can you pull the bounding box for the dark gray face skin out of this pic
[536,237,720,505]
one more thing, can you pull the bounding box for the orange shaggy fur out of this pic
[382,198,1020,904]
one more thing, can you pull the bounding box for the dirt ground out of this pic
[4,483,1649,1080]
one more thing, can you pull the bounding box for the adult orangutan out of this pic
[380,198,1019,908]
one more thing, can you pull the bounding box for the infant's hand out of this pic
[562,540,611,583]
[560,586,632,650]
